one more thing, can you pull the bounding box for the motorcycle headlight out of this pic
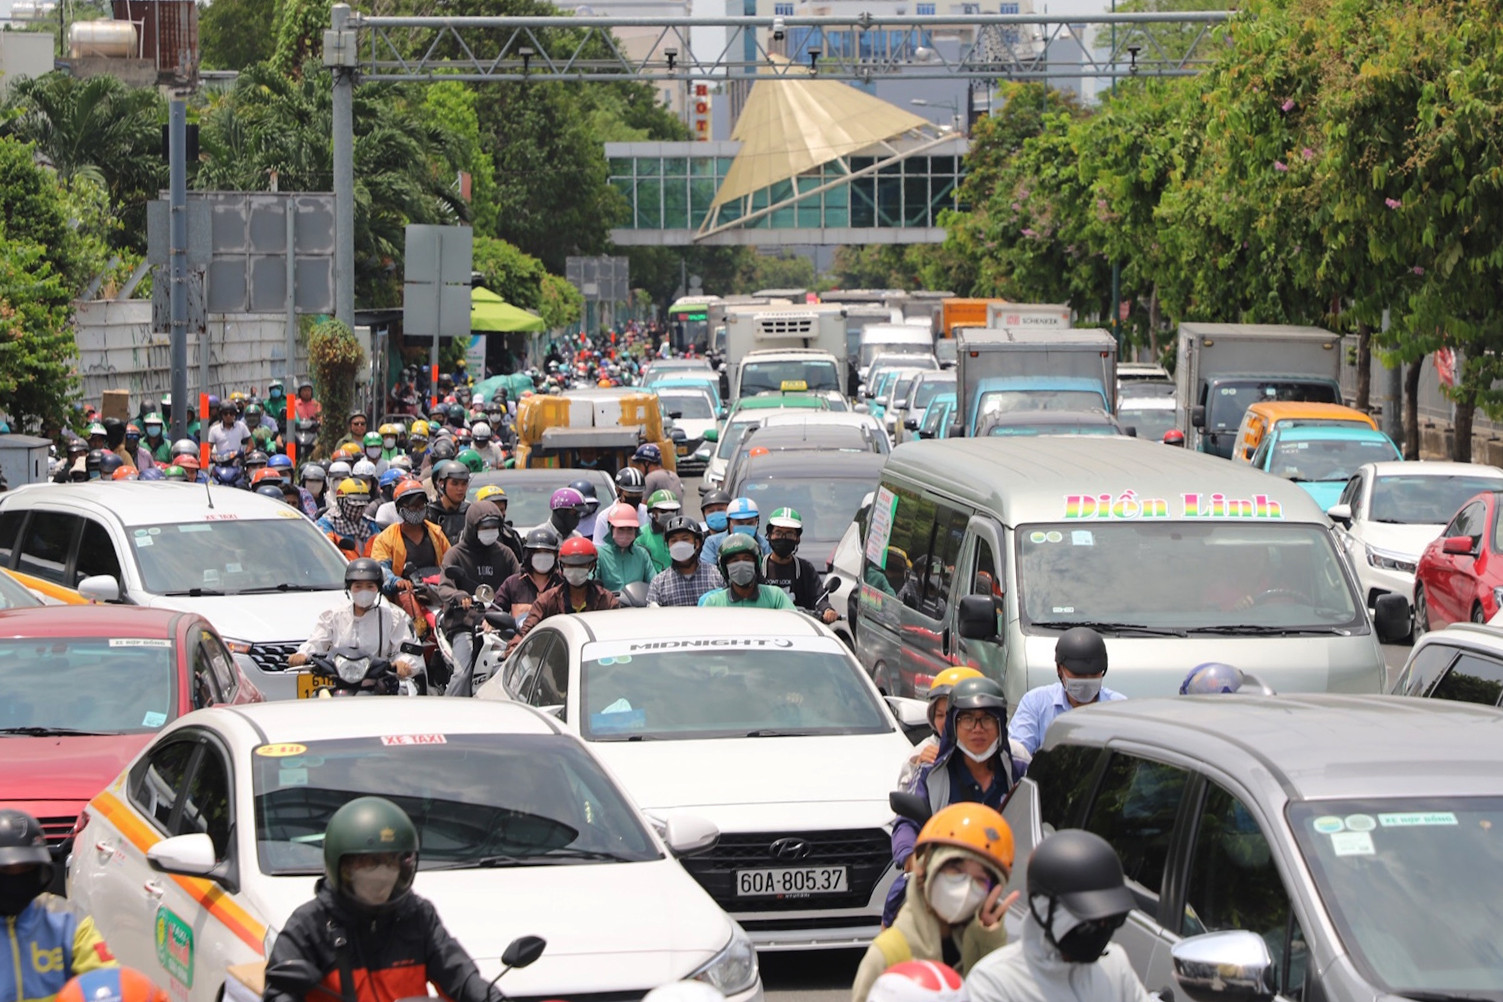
[1365,544,1416,574]
[336,657,369,684]
[690,923,758,996]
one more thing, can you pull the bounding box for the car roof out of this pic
[1,482,304,527]
[215,697,560,743]
[735,395,828,411]
[1117,397,1176,411]
[1365,461,1503,479]
[738,450,887,481]
[0,605,183,638]
[1269,425,1396,443]
[1046,694,1503,800]
[1245,401,1375,422]
[559,606,835,641]
[741,424,871,450]
[760,412,881,430]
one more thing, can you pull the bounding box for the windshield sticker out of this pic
[1330,831,1375,857]
[110,638,173,648]
[585,636,837,660]
[178,524,212,533]
[1378,811,1457,828]
[1344,814,1377,832]
[1064,491,1284,520]
[142,711,167,728]
[255,743,307,758]
[380,734,447,746]
[1312,816,1345,834]
[1071,531,1093,546]
[134,536,153,547]
[865,486,899,564]
[278,768,308,787]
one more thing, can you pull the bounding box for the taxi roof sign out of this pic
[780,380,809,393]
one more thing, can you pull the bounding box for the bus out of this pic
[666,295,722,352]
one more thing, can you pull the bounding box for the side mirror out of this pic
[903,417,919,430]
[474,583,496,605]
[1442,535,1477,556]
[702,428,718,443]
[668,410,683,420]
[663,814,720,856]
[949,422,965,439]
[1374,593,1412,642]
[1325,502,1352,527]
[77,575,121,603]
[884,695,932,743]
[853,403,871,415]
[1170,930,1275,1002]
[889,789,932,827]
[500,935,547,970]
[957,594,999,640]
[1191,405,1206,429]
[1124,426,1138,437]
[146,833,218,878]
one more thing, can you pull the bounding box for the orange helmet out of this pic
[58,968,168,1002]
[111,467,138,481]
[393,479,428,504]
[915,802,1014,877]
[251,467,284,486]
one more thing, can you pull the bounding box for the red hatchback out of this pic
[0,606,262,870]
[1414,489,1503,632]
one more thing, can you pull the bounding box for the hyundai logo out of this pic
[768,837,812,861]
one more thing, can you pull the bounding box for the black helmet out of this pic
[344,557,383,586]
[663,514,703,540]
[700,488,732,509]
[85,449,105,474]
[322,796,418,910]
[568,478,600,509]
[1027,828,1136,926]
[244,450,270,468]
[1055,627,1108,676]
[524,526,562,552]
[0,810,54,913]
[432,459,469,484]
[949,675,1007,714]
[614,466,645,492]
[428,439,457,463]
[98,453,125,476]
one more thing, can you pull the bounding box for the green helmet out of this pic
[163,465,187,481]
[647,489,681,512]
[322,796,419,907]
[717,531,762,583]
[768,507,803,531]
[456,448,485,473]
[363,431,384,448]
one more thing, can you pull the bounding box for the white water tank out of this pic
[69,20,138,59]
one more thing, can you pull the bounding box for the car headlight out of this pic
[691,923,758,995]
[1365,544,1416,574]
[224,638,253,655]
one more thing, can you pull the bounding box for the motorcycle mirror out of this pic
[474,583,495,605]
[400,640,425,656]
[500,935,546,970]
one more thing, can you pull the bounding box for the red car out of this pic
[1414,489,1503,632]
[0,606,262,873]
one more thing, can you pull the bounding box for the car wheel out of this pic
[1413,585,1431,638]
[1473,603,1488,624]
[872,660,893,696]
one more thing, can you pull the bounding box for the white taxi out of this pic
[68,699,761,1002]
[474,607,925,950]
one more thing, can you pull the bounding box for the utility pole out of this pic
[168,99,189,443]
[328,3,357,330]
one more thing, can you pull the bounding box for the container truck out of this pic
[952,328,1118,437]
[722,303,848,403]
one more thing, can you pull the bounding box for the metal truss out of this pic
[344,11,1234,83]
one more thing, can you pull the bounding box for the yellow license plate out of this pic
[296,673,335,699]
[677,444,689,455]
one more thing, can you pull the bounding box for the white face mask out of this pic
[961,737,1001,763]
[1063,676,1104,704]
[383,437,397,449]
[726,562,757,587]
[562,566,591,586]
[476,529,501,547]
[366,447,381,460]
[351,589,378,609]
[926,870,989,924]
[669,540,697,563]
[346,863,400,906]
[532,553,555,573]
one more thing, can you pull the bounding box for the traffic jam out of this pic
[1,295,1499,1002]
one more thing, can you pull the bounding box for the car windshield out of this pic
[1289,798,1503,998]
[1017,522,1363,632]
[1117,406,1178,440]
[0,637,173,733]
[0,572,40,609]
[1268,438,1401,482]
[985,421,1117,437]
[888,377,917,405]
[979,389,1104,416]
[130,517,347,595]
[740,360,840,396]
[921,400,954,436]
[1206,380,1341,431]
[465,480,556,528]
[253,735,660,874]
[579,638,891,740]
[909,379,952,409]
[739,472,877,546]
[657,392,715,420]
[1370,475,1503,524]
[716,417,761,460]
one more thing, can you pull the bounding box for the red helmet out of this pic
[1162,429,1185,446]
[559,537,598,565]
[866,961,964,1002]
[58,969,168,1002]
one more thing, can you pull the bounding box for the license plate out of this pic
[735,866,847,896]
[676,444,689,455]
[296,673,334,699]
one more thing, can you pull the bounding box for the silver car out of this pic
[1000,694,1503,1002]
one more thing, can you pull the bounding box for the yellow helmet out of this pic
[378,422,402,437]
[335,442,362,460]
[928,666,984,702]
[916,803,1014,879]
[475,484,507,504]
[336,477,369,497]
[410,419,430,439]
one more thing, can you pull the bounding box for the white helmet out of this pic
[352,459,378,478]
[472,421,492,443]
[642,984,725,1002]
[327,460,352,479]
[866,962,965,1002]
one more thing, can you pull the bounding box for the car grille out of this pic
[247,641,303,675]
[37,815,76,848]
[681,828,892,912]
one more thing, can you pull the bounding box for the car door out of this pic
[947,516,1008,689]
[503,630,555,703]
[1435,500,1486,623]
[11,509,83,596]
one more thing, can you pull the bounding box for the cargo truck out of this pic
[513,387,677,473]
[952,328,1118,437]
[983,301,1073,330]
[722,303,848,403]
[1176,323,1344,459]
[941,298,1006,337]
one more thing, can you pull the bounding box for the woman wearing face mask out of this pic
[496,527,564,621]
[1007,628,1124,765]
[265,797,512,1002]
[440,500,520,598]
[595,503,656,593]
[288,559,422,679]
[507,538,618,652]
[885,677,1022,927]
[851,804,1016,1002]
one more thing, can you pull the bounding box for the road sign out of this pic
[404,225,474,338]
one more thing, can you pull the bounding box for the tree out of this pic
[307,319,364,455]
[198,0,278,70]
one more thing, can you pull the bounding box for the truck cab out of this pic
[953,327,1118,438]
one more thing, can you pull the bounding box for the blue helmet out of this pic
[138,467,165,481]
[379,468,405,489]
[268,454,293,470]
[1180,662,1245,695]
[726,497,759,521]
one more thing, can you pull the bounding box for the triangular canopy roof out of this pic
[712,72,933,208]
[471,286,546,333]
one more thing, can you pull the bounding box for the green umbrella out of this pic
[471,286,546,332]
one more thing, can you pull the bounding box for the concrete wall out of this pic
[0,32,56,96]
[73,299,309,414]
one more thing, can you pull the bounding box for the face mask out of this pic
[562,566,591,586]
[769,537,798,558]
[1062,676,1104,704]
[351,589,378,609]
[669,540,697,563]
[477,528,500,547]
[926,870,989,924]
[612,528,637,548]
[532,553,556,573]
[346,862,400,906]
[0,869,46,916]
[732,523,756,537]
[383,437,396,449]
[726,561,757,587]
[339,498,368,520]
[399,507,426,526]
[366,447,382,460]
[307,481,325,498]
[145,425,162,437]
[961,736,1001,763]
[706,511,728,532]
[554,511,581,534]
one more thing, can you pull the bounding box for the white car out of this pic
[651,385,720,472]
[0,482,350,697]
[69,699,761,1002]
[1114,396,1180,442]
[475,608,925,950]
[1328,461,1503,618]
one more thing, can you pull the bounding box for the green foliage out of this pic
[539,273,584,329]
[625,246,754,312]
[739,252,816,292]
[308,319,363,453]
[198,0,278,70]
[269,0,331,78]
[424,83,499,237]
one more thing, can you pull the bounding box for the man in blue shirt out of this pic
[1009,627,1125,762]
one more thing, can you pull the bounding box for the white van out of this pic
[857,324,933,387]
[853,437,1408,706]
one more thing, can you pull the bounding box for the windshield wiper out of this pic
[429,847,636,869]
[235,584,327,594]
[745,728,811,737]
[592,733,661,742]
[0,726,118,737]
[1033,620,1188,638]
[160,588,225,597]
[1186,624,1352,637]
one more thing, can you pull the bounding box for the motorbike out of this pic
[210,451,242,487]
[293,419,319,457]
[298,644,428,698]
[617,580,650,608]
[438,580,517,698]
